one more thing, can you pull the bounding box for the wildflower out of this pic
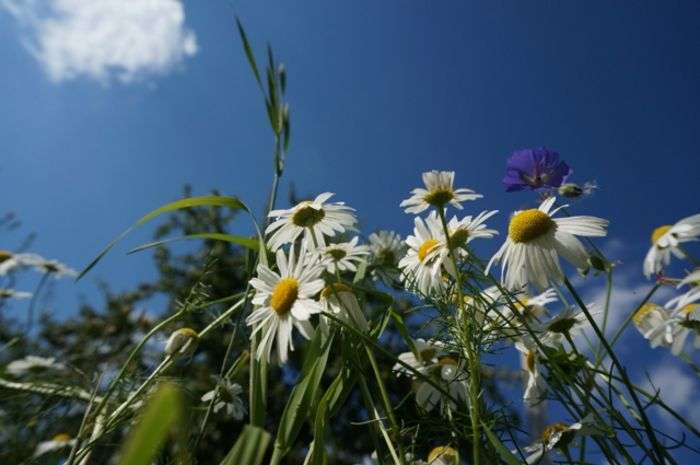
[483,286,557,338]
[400,170,481,214]
[0,251,43,276]
[655,300,700,355]
[542,308,591,341]
[521,415,597,464]
[266,193,357,251]
[165,328,199,357]
[486,197,608,290]
[368,230,406,285]
[0,288,32,299]
[318,237,369,274]
[393,338,443,377]
[633,303,673,349]
[414,356,469,415]
[6,355,66,377]
[664,268,700,310]
[643,213,700,278]
[443,210,499,254]
[515,339,547,406]
[320,283,368,332]
[34,433,75,457]
[399,212,448,295]
[427,446,459,465]
[34,258,78,278]
[502,148,572,192]
[247,243,324,364]
[201,380,246,420]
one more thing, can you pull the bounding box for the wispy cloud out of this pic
[644,362,700,428]
[1,0,198,84]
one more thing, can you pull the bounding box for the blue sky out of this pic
[1,0,700,456]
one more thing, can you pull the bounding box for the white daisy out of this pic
[665,269,700,310]
[444,210,499,252]
[6,355,66,377]
[247,243,325,364]
[400,170,482,214]
[399,212,449,295]
[0,289,33,299]
[486,197,608,290]
[520,415,597,464]
[34,433,76,457]
[483,286,557,339]
[34,258,78,278]
[201,380,246,420]
[393,338,443,377]
[541,308,591,341]
[643,214,700,278]
[414,356,469,416]
[633,303,674,349]
[319,282,369,332]
[427,446,459,465]
[515,339,547,407]
[655,301,700,356]
[266,193,357,251]
[368,230,406,285]
[318,236,369,274]
[0,251,43,276]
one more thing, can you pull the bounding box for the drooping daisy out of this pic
[520,415,598,464]
[34,258,78,279]
[400,170,482,214]
[247,244,325,364]
[319,282,369,332]
[0,289,33,300]
[503,148,572,192]
[414,356,469,416]
[34,433,76,457]
[201,380,246,420]
[664,268,700,310]
[318,237,369,274]
[6,355,66,377]
[368,230,406,285]
[393,338,443,377]
[515,339,547,406]
[0,251,43,276]
[633,303,673,349]
[486,197,608,290]
[656,301,700,356]
[541,308,591,343]
[399,212,448,295]
[266,193,357,251]
[164,328,199,358]
[643,214,700,278]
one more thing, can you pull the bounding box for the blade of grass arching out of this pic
[482,421,522,465]
[127,232,259,254]
[270,331,333,465]
[114,383,183,465]
[78,195,248,279]
[219,425,271,465]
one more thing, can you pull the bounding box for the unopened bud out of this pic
[558,183,584,199]
[588,255,608,272]
[165,327,199,357]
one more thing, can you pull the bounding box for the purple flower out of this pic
[503,148,572,192]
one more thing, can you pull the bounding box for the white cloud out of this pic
[644,363,700,428]
[1,0,198,83]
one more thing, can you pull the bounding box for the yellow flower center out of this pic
[417,239,439,262]
[526,350,536,372]
[438,356,457,366]
[270,278,299,315]
[428,446,458,465]
[633,302,660,325]
[327,248,347,261]
[508,209,555,243]
[424,189,454,207]
[320,282,353,299]
[292,204,325,227]
[52,433,72,443]
[681,304,700,316]
[0,250,13,263]
[448,228,469,249]
[651,225,672,244]
[542,423,574,449]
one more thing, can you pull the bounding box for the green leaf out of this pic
[353,260,367,284]
[482,420,523,465]
[78,195,248,280]
[235,17,262,88]
[115,383,183,465]
[127,232,259,255]
[273,332,333,459]
[219,425,271,465]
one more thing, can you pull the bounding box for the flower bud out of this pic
[165,327,199,357]
[558,182,584,198]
